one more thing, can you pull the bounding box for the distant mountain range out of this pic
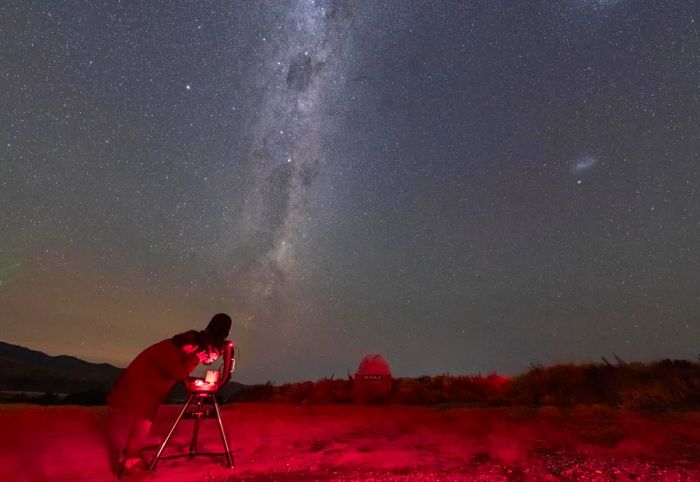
[0,341,245,401]
[0,341,122,394]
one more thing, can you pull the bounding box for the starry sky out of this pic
[1,1,698,384]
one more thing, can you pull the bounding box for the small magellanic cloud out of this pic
[572,155,597,173]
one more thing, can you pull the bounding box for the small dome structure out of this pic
[353,354,392,403]
[356,354,392,377]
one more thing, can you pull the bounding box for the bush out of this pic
[37,392,61,405]
[64,389,108,405]
[507,360,700,409]
[225,359,700,410]
[227,381,275,403]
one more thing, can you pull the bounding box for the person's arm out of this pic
[154,345,201,381]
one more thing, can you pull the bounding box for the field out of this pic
[1,403,699,481]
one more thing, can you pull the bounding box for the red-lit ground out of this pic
[1,403,699,481]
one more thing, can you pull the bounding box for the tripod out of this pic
[150,340,235,471]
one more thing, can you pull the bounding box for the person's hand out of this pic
[197,349,219,364]
[207,348,220,363]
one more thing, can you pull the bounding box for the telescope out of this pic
[150,340,236,470]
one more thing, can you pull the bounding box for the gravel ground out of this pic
[1,404,698,481]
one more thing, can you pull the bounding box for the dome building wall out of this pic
[353,354,392,404]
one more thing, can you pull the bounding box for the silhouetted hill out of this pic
[0,341,123,394]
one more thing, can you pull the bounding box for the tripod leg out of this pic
[150,394,192,471]
[213,396,234,468]
[189,406,201,457]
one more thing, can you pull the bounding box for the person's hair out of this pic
[204,313,232,348]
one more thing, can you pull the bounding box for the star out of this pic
[1,0,696,385]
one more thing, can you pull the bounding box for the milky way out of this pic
[224,2,355,316]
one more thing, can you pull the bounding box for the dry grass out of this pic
[229,359,700,410]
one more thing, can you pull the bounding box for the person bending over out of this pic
[106,313,232,476]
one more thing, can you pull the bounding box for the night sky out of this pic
[1,1,698,384]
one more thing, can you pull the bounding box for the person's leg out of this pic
[117,417,152,477]
[103,408,130,475]
[124,417,152,460]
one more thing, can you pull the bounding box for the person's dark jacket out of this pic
[108,331,200,421]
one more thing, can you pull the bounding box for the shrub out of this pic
[64,389,108,405]
[223,359,700,410]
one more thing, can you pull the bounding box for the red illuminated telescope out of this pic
[150,340,236,470]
